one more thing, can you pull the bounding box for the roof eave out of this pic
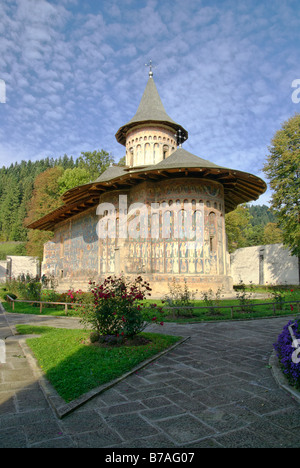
[115,120,188,146]
[28,165,267,230]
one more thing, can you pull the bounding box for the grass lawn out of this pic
[144,288,300,322]
[2,300,77,317]
[2,284,300,322]
[15,324,182,403]
[0,241,26,260]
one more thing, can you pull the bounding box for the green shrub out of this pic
[162,278,196,317]
[235,280,254,313]
[201,288,223,315]
[40,289,60,308]
[90,331,100,343]
[24,282,41,301]
[73,275,164,340]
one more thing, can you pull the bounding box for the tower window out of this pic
[163,145,169,159]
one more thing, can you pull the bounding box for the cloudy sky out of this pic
[0,0,299,205]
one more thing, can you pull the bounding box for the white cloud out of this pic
[0,0,299,201]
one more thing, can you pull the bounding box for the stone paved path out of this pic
[1,305,300,448]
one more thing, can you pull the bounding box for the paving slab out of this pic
[0,302,300,448]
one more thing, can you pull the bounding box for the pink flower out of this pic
[290,305,294,311]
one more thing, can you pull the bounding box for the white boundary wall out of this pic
[230,244,299,285]
[0,256,40,282]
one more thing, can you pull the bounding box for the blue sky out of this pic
[0,0,300,206]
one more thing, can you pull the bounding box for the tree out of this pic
[57,167,91,195]
[77,150,114,178]
[225,204,253,252]
[117,155,126,166]
[263,113,300,282]
[25,166,64,259]
[263,222,283,245]
[0,176,21,241]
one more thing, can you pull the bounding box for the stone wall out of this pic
[0,261,6,283]
[6,256,40,280]
[230,244,299,285]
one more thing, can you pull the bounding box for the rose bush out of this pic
[70,275,163,342]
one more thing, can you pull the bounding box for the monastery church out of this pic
[28,69,266,294]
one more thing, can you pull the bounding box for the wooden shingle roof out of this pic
[115,76,188,146]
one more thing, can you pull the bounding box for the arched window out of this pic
[154,143,159,163]
[163,145,169,159]
[136,145,142,165]
[145,143,151,164]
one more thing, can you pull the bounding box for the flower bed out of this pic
[273,318,300,390]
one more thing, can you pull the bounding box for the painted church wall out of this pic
[42,206,99,281]
[42,178,233,293]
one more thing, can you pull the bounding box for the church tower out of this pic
[115,65,188,167]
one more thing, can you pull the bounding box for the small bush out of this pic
[40,289,60,307]
[73,275,163,340]
[6,274,41,301]
[90,331,100,343]
[268,285,286,311]
[235,280,254,313]
[201,288,223,316]
[162,278,196,317]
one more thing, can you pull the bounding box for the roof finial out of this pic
[145,59,155,78]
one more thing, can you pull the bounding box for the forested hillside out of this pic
[0,150,114,258]
[0,151,282,258]
[225,203,282,253]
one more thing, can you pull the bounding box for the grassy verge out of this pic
[2,300,77,317]
[2,285,299,322]
[15,325,181,403]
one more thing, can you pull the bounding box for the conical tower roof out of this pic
[115,75,188,146]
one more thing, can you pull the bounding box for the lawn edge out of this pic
[17,332,190,419]
[269,350,300,404]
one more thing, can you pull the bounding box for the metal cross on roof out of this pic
[145,60,155,77]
